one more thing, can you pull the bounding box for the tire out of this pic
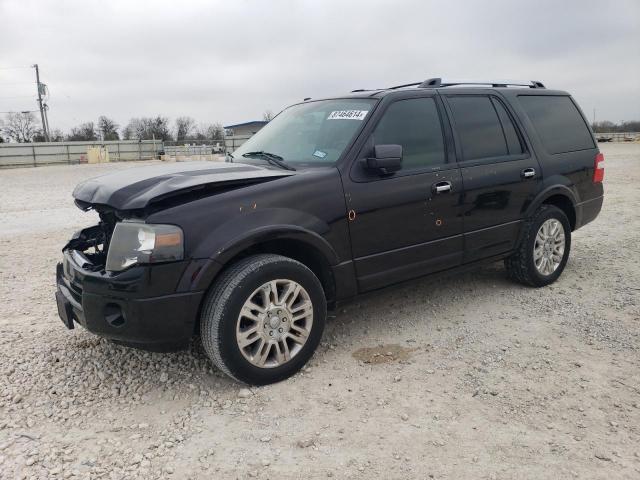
[505,204,571,287]
[200,254,326,385]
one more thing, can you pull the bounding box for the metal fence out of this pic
[162,136,251,157]
[0,140,163,168]
[224,135,252,151]
[595,132,640,143]
[0,135,254,169]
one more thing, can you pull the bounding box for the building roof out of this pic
[223,120,268,129]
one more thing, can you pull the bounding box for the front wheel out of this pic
[200,254,326,385]
[505,205,572,287]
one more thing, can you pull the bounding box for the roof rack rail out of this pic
[352,82,423,93]
[351,78,545,95]
[418,78,546,89]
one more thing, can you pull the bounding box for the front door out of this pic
[343,96,463,292]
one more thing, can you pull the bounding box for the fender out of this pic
[525,183,578,218]
[177,208,341,292]
[511,183,578,251]
[215,224,340,266]
[193,207,338,262]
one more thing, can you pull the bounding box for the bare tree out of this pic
[49,129,65,142]
[145,116,172,141]
[121,125,133,140]
[263,110,274,122]
[32,130,47,142]
[122,118,142,140]
[97,116,120,140]
[32,128,63,142]
[194,122,225,141]
[67,122,98,141]
[175,116,196,142]
[3,112,39,143]
[592,120,640,133]
[123,116,172,141]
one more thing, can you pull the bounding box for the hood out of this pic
[73,161,295,211]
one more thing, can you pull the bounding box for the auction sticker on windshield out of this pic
[327,110,369,120]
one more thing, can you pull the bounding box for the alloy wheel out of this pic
[236,279,314,368]
[533,219,566,276]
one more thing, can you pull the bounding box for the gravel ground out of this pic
[0,144,638,480]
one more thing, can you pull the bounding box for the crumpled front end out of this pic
[55,214,202,351]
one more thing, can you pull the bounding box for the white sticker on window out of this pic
[313,150,327,158]
[327,110,369,120]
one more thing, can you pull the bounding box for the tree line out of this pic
[4,110,635,144]
[591,120,640,133]
[0,112,226,143]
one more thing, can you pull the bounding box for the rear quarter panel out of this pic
[503,90,603,215]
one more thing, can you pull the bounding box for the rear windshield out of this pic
[518,95,594,154]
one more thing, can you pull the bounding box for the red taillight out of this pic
[593,152,604,183]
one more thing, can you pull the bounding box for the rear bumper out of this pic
[55,250,203,350]
[575,195,603,229]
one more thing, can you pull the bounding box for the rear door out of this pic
[344,94,464,291]
[443,93,541,262]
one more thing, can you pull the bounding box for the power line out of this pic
[0,65,32,70]
[0,94,37,99]
[0,110,39,114]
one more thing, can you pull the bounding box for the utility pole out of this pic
[33,64,49,142]
[43,104,51,139]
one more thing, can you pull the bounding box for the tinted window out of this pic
[519,95,594,154]
[447,96,508,160]
[492,98,524,155]
[372,98,445,170]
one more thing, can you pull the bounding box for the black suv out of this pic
[56,78,604,385]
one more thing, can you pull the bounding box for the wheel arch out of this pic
[217,234,337,306]
[527,185,577,231]
[187,227,339,315]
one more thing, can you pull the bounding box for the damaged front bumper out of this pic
[55,244,203,351]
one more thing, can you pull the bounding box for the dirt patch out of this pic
[352,343,419,364]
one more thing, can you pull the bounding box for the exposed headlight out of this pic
[106,222,183,272]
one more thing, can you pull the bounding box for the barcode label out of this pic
[327,110,369,120]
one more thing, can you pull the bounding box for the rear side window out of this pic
[447,96,510,160]
[372,97,445,170]
[518,95,594,154]
[492,99,524,155]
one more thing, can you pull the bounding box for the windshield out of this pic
[232,99,377,167]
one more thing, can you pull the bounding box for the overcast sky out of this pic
[1,0,638,132]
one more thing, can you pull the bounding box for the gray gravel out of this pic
[1,144,639,479]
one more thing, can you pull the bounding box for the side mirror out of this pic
[363,144,402,175]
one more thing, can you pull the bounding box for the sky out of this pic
[1,0,638,133]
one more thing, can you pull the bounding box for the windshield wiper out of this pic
[241,151,296,171]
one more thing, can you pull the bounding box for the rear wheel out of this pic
[505,205,571,287]
[200,254,326,385]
